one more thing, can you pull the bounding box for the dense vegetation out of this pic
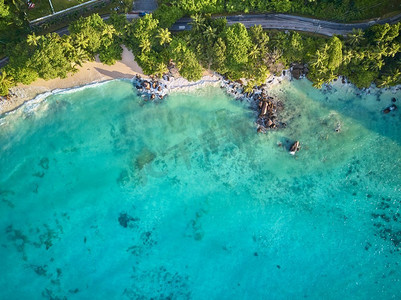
[0,0,131,57]
[121,12,400,89]
[1,1,401,96]
[0,14,122,95]
[155,0,401,27]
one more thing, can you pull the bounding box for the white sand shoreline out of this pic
[0,46,144,115]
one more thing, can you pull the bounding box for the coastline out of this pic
[0,46,144,115]
[1,45,399,117]
[0,46,225,116]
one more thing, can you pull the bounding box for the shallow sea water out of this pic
[0,79,400,299]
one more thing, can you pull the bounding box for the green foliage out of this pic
[29,33,72,80]
[152,4,185,28]
[99,42,123,65]
[327,36,343,71]
[0,0,29,56]
[160,0,401,22]
[0,70,13,96]
[69,14,118,56]
[3,14,121,90]
[224,23,252,66]
[2,2,400,96]
[169,38,203,81]
[211,37,227,73]
[368,23,400,44]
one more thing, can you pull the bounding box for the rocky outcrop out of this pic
[290,63,309,79]
[133,74,167,101]
[220,78,286,133]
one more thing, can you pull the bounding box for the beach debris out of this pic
[289,141,300,155]
[383,104,397,114]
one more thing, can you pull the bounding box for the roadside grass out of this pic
[26,0,52,20]
[26,0,93,21]
[34,2,117,35]
[52,0,92,12]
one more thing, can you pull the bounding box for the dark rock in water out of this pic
[290,63,308,79]
[383,104,397,114]
[277,265,281,269]
[39,157,49,170]
[33,171,45,178]
[143,81,151,90]
[392,98,396,103]
[118,213,138,228]
[289,141,300,155]
[135,148,156,170]
[33,265,47,276]
[261,101,268,116]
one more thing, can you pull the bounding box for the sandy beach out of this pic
[0,46,144,115]
[0,45,226,115]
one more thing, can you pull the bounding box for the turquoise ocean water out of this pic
[0,79,400,299]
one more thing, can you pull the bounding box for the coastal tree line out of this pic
[0,9,401,95]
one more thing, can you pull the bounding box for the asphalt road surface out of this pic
[171,12,401,36]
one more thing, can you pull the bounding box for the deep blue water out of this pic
[0,79,400,299]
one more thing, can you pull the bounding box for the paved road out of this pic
[171,12,401,36]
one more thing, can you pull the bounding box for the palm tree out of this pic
[139,38,151,53]
[102,24,116,39]
[154,62,168,77]
[75,33,89,50]
[204,26,217,42]
[249,45,260,60]
[391,68,401,81]
[386,43,400,57]
[72,48,90,68]
[190,14,206,32]
[0,71,13,96]
[62,36,75,59]
[367,45,386,61]
[369,59,385,71]
[327,71,338,83]
[310,49,326,69]
[157,28,172,46]
[380,68,401,86]
[342,49,354,64]
[348,28,365,46]
[27,33,41,47]
[353,50,365,61]
[313,77,325,88]
[244,83,254,95]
